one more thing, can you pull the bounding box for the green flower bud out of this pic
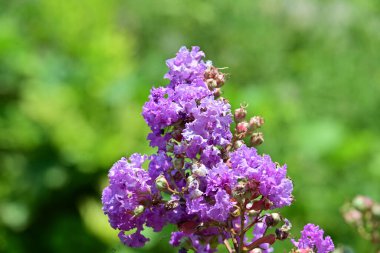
[248,210,260,217]
[231,206,241,217]
[155,175,169,191]
[133,205,145,216]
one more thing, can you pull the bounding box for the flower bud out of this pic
[250,249,263,253]
[231,206,241,217]
[133,205,145,216]
[206,79,218,90]
[237,122,249,134]
[233,140,244,149]
[215,73,225,87]
[173,157,184,169]
[248,210,260,217]
[204,66,226,88]
[248,116,264,131]
[343,209,362,224]
[371,203,380,217]
[352,195,373,211]
[250,132,264,146]
[234,107,247,123]
[266,213,281,227]
[155,175,169,191]
[276,218,292,240]
[275,228,289,240]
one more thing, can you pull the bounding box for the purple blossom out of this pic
[200,145,222,168]
[142,87,180,132]
[230,145,293,208]
[119,230,149,248]
[206,162,236,194]
[292,223,335,253]
[102,46,333,253]
[164,46,209,88]
[182,96,232,160]
[102,154,152,247]
[148,151,172,182]
[206,189,233,222]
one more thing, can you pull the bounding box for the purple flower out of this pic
[291,223,335,253]
[119,231,149,248]
[102,154,166,248]
[206,162,236,194]
[185,172,233,222]
[182,96,232,157]
[230,145,293,208]
[142,87,181,132]
[200,145,222,168]
[148,151,172,182]
[206,189,233,222]
[164,46,209,88]
[101,46,327,253]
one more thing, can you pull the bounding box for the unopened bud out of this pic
[155,175,169,191]
[215,73,225,87]
[248,210,260,217]
[173,157,184,169]
[250,132,264,146]
[231,206,241,217]
[249,116,264,131]
[250,249,263,253]
[372,203,380,217]
[234,140,244,149]
[353,195,373,211]
[237,122,249,134]
[234,107,247,123]
[204,66,226,88]
[275,228,289,240]
[266,213,281,227]
[343,209,362,224]
[133,205,145,216]
[206,79,218,90]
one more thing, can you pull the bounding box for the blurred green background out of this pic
[1,0,380,252]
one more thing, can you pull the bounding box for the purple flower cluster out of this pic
[292,224,335,253]
[102,46,334,253]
